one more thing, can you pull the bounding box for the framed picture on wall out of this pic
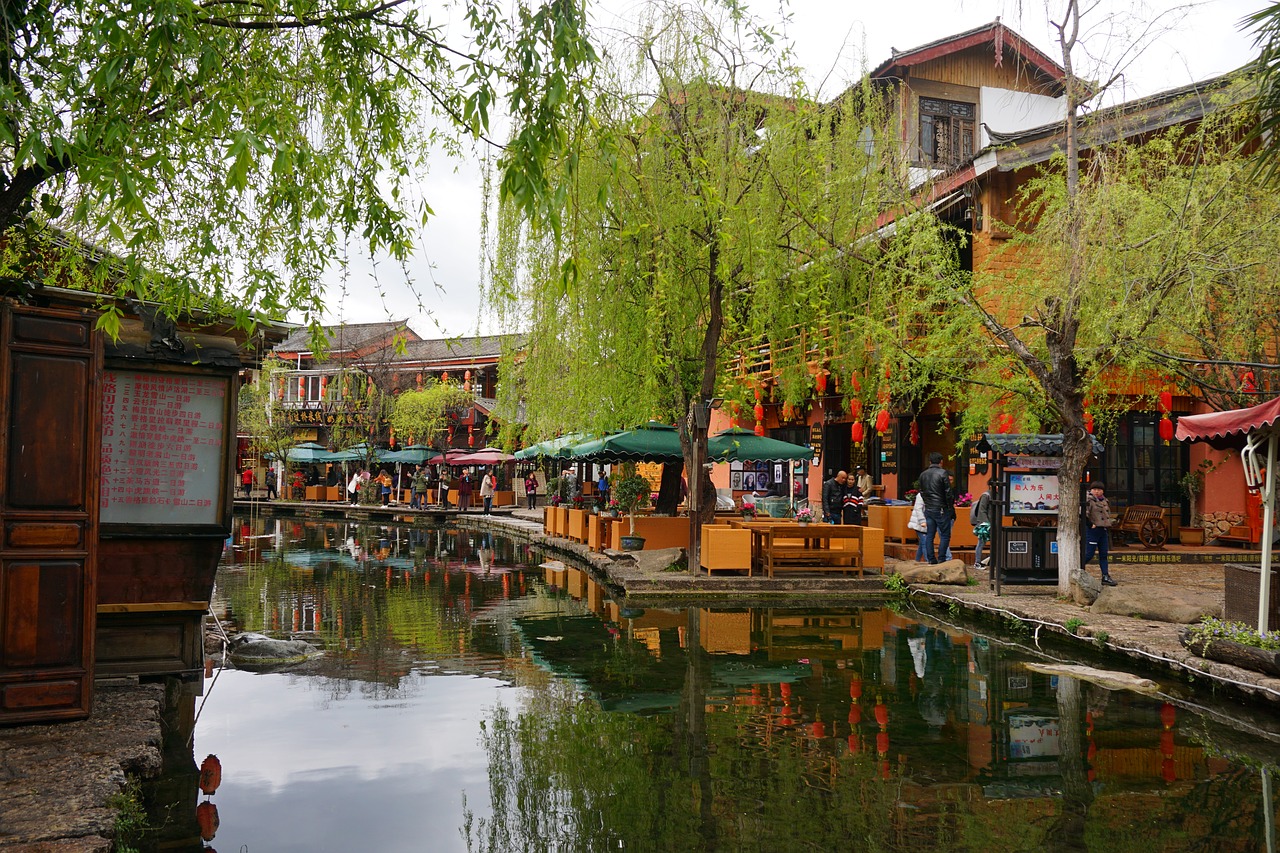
[730,461,743,473]
[774,463,784,483]
[730,471,743,490]
[743,472,757,491]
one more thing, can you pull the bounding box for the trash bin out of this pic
[999,526,1057,584]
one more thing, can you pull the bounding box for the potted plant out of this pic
[741,499,757,520]
[612,472,651,550]
[794,505,814,525]
[606,497,619,517]
[1178,468,1206,545]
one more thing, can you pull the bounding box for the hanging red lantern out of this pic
[754,402,765,422]
[1162,758,1177,784]
[996,413,1015,434]
[816,372,828,394]
[874,410,890,434]
[1083,411,1094,434]
[754,386,762,402]
[849,398,862,419]
[1243,370,1258,393]
[909,420,920,446]
[1158,415,1174,442]
[1158,390,1173,414]
[849,373,861,392]
[198,754,222,795]
[754,422,765,437]
[468,425,475,447]
[780,682,791,699]
[851,421,864,445]
[196,802,220,842]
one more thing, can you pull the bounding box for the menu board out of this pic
[879,421,899,475]
[100,369,228,525]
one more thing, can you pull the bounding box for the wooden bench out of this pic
[1114,504,1167,549]
[754,524,866,579]
[1217,524,1258,548]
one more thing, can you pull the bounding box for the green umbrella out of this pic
[382,444,437,464]
[514,432,590,460]
[707,427,812,462]
[284,442,332,463]
[566,422,684,463]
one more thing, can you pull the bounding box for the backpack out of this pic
[968,493,986,526]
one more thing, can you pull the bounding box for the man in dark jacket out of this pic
[822,470,848,524]
[918,452,955,564]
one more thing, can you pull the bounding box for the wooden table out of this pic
[738,522,866,578]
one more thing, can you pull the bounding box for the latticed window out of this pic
[919,97,975,168]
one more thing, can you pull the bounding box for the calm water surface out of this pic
[178,515,1280,852]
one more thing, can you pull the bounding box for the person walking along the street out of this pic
[525,471,538,509]
[918,453,955,564]
[241,467,254,499]
[480,469,496,514]
[265,465,278,500]
[438,470,451,508]
[410,464,428,510]
[970,481,996,569]
[1085,482,1118,585]
[821,471,848,524]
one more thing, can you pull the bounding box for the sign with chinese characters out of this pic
[100,370,229,525]
[1008,473,1060,514]
[1008,455,1062,469]
[879,421,898,475]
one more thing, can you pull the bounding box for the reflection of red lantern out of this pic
[851,421,864,445]
[1158,415,1174,442]
[1158,391,1173,414]
[909,420,920,446]
[1083,411,1094,434]
[849,678,862,700]
[197,802,220,842]
[1160,702,1177,730]
[847,733,861,753]
[1162,758,1177,783]
[874,701,888,728]
[780,682,791,699]
[848,705,862,725]
[876,732,890,754]
[811,721,827,738]
[874,410,890,434]
[199,755,221,795]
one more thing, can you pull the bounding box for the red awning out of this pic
[1176,395,1280,448]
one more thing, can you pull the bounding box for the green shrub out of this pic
[1065,617,1084,635]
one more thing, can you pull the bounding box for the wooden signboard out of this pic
[880,422,899,476]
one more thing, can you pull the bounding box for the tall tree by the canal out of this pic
[485,0,937,563]
[0,0,596,332]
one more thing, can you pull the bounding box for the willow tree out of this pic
[896,0,1276,596]
[486,1,939,564]
[0,0,596,332]
[389,380,474,453]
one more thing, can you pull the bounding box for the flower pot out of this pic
[797,520,809,527]
[620,535,646,551]
[1178,526,1205,546]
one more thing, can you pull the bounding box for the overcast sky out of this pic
[315,0,1265,338]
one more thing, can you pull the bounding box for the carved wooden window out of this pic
[919,97,976,168]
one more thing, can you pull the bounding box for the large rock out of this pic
[898,558,970,585]
[630,547,686,573]
[228,632,321,667]
[1091,584,1222,624]
[1070,570,1101,606]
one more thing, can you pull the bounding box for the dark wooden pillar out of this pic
[0,303,100,724]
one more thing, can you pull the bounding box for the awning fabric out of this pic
[707,427,812,462]
[1176,395,1280,448]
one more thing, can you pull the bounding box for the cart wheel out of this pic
[1139,518,1167,548]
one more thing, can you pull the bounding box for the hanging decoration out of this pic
[849,398,862,419]
[754,401,765,422]
[874,409,890,434]
[389,427,396,448]
[996,413,1015,434]
[754,421,765,437]
[1158,390,1173,414]
[1242,370,1258,394]
[464,369,472,392]
[468,424,475,447]
[851,421,864,445]
[1083,411,1094,434]
[908,420,920,446]
[198,755,222,795]
[1158,414,1174,443]
[815,371,828,394]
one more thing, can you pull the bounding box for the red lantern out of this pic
[1243,370,1258,393]
[754,386,762,402]
[847,734,861,753]
[196,802,220,842]
[849,373,861,392]
[754,422,765,437]
[851,421,864,445]
[816,372,828,394]
[198,754,222,795]
[780,682,791,699]
[849,398,862,419]
[1158,390,1173,414]
[468,425,475,447]
[1083,411,1094,434]
[908,420,920,446]
[996,413,1015,434]
[1158,415,1174,442]
[875,410,890,434]
[754,402,765,422]
[1160,730,1175,756]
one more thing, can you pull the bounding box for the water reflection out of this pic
[153,517,1280,852]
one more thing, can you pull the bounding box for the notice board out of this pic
[100,369,230,526]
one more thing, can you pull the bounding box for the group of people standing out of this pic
[339,464,500,513]
[820,465,871,526]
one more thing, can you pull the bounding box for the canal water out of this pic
[171,515,1279,852]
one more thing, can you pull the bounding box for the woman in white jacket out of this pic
[908,493,928,561]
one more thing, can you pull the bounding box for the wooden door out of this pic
[0,303,100,724]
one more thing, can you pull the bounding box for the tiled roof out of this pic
[869,20,1064,88]
[275,321,414,354]
[384,333,525,365]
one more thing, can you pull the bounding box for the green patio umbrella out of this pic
[566,422,684,463]
[707,427,813,462]
[382,444,436,464]
[284,442,332,463]
[514,433,590,460]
